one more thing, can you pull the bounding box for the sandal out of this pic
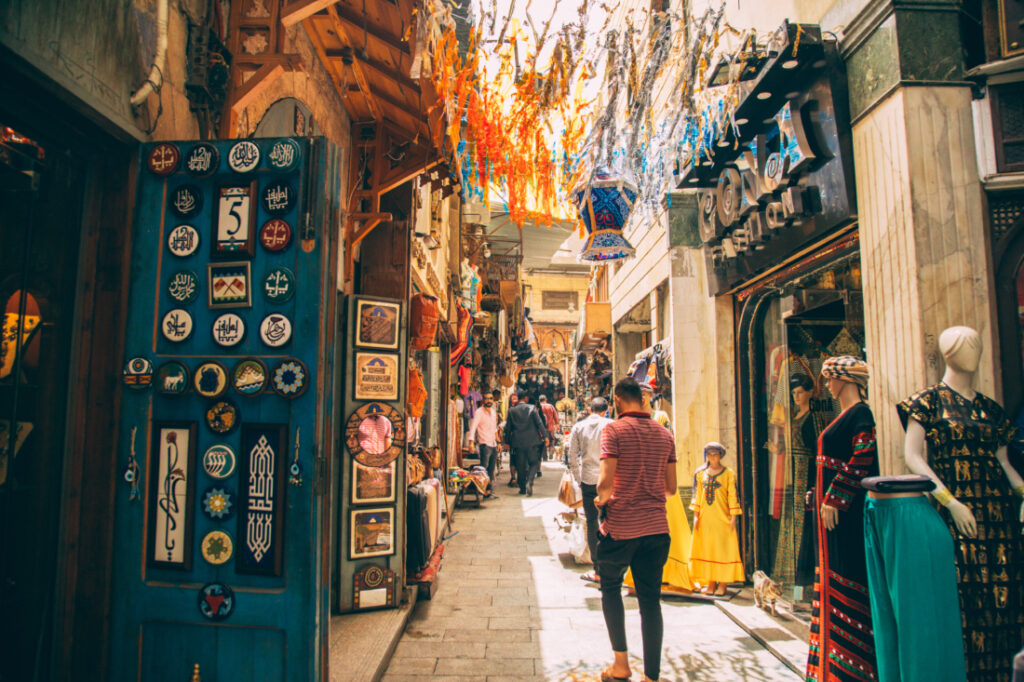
[600,668,631,681]
[580,573,599,584]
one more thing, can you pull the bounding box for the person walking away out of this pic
[595,378,676,682]
[503,390,549,496]
[468,395,500,497]
[688,442,744,595]
[567,397,613,584]
[539,394,560,461]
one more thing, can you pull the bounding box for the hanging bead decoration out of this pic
[124,425,140,501]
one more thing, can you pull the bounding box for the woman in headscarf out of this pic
[806,356,879,682]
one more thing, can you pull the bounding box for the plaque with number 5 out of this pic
[212,182,257,259]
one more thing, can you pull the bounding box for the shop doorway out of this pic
[736,247,863,608]
[0,109,130,679]
[994,209,1024,472]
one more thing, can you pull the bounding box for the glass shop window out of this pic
[757,257,864,603]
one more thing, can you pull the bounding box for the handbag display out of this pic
[409,292,440,350]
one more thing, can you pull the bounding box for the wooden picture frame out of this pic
[349,507,395,559]
[211,181,257,259]
[352,461,396,504]
[236,423,288,576]
[147,421,198,571]
[353,565,397,610]
[354,299,401,350]
[354,352,400,401]
[208,261,253,309]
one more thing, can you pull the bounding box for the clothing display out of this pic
[689,467,744,584]
[863,495,966,682]
[626,493,693,592]
[806,401,879,682]
[773,408,827,585]
[897,384,1024,681]
[406,484,432,574]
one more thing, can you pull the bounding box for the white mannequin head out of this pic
[938,326,982,374]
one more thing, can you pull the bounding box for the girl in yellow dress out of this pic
[689,442,744,595]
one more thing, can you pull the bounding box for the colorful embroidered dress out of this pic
[897,384,1023,682]
[807,401,878,682]
[689,467,744,584]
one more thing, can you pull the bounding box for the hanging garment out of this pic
[626,493,693,592]
[864,495,966,682]
[689,467,745,584]
[806,402,879,682]
[409,293,440,350]
[897,385,1023,682]
[406,484,431,573]
[407,367,427,418]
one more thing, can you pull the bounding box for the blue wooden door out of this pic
[110,137,341,682]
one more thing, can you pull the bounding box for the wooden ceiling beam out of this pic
[327,5,381,121]
[332,3,409,54]
[324,50,420,94]
[301,17,360,119]
[345,84,427,137]
[281,0,339,27]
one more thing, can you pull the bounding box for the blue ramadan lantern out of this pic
[574,167,638,262]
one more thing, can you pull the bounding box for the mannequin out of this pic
[898,326,1024,681]
[806,357,879,682]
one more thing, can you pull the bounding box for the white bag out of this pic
[567,516,592,565]
[557,470,583,509]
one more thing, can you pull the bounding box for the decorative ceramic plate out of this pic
[271,358,308,398]
[202,443,237,479]
[170,184,202,218]
[232,358,268,396]
[227,140,260,173]
[212,313,245,348]
[198,582,234,620]
[167,224,200,257]
[205,400,239,435]
[201,530,234,565]
[122,357,153,390]
[167,270,199,304]
[184,142,219,177]
[161,308,193,343]
[261,267,295,304]
[259,313,292,347]
[202,488,234,521]
[261,180,295,215]
[267,138,301,172]
[154,360,190,396]
[193,360,229,399]
[147,143,180,176]
[259,219,292,252]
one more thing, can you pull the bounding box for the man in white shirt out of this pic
[468,395,500,496]
[567,396,613,582]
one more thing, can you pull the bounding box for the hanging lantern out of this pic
[574,168,639,263]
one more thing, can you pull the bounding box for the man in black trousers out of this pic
[502,390,549,496]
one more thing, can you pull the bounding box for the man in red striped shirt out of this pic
[595,377,676,682]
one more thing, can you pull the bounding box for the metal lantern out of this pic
[574,168,638,262]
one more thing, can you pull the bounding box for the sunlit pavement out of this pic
[382,460,801,681]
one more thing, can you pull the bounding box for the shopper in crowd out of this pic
[595,377,676,682]
[503,390,549,496]
[468,394,500,497]
[539,394,560,461]
[567,396,614,584]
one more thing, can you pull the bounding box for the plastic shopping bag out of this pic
[557,470,582,509]
[567,516,592,565]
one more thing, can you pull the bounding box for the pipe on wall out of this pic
[129,0,169,107]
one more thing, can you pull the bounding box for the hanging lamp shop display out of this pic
[575,169,638,263]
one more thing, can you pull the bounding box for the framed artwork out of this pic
[355,299,400,350]
[147,421,198,571]
[349,507,395,560]
[345,402,405,467]
[354,352,400,401]
[353,565,396,610]
[211,182,257,259]
[236,423,287,575]
[352,461,396,504]
[208,262,252,309]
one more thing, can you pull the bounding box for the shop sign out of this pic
[354,353,400,401]
[676,23,855,295]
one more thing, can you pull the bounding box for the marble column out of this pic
[843,0,999,473]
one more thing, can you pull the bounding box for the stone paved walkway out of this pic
[383,460,802,682]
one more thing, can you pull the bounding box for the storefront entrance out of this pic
[736,236,863,605]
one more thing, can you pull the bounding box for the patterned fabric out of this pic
[773,409,827,585]
[897,384,1023,682]
[807,401,879,682]
[820,356,869,397]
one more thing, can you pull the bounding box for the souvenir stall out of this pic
[110,137,342,680]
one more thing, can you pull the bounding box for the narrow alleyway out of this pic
[383,461,801,682]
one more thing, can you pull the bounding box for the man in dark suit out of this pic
[503,390,549,496]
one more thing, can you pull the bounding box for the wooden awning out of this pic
[283,0,439,141]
